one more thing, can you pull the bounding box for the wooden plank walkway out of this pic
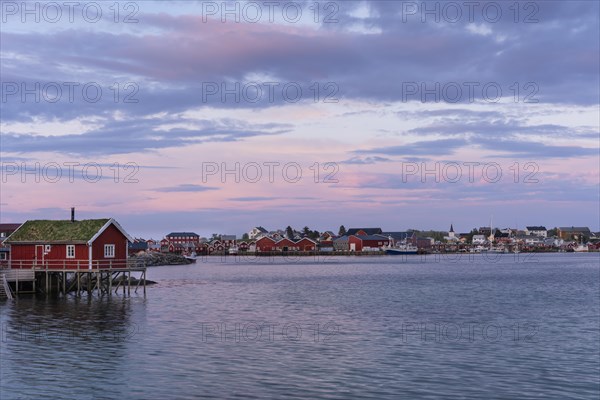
[3,269,35,282]
[0,273,14,300]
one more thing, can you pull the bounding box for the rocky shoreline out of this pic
[129,252,194,267]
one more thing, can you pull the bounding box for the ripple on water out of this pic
[1,254,599,399]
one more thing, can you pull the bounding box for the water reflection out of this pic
[1,295,142,399]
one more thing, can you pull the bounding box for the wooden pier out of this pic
[0,259,147,298]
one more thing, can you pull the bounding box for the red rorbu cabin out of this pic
[255,236,276,252]
[4,218,133,270]
[296,238,317,252]
[274,238,296,251]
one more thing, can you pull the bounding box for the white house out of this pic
[524,236,544,245]
[248,226,268,239]
[544,237,563,247]
[525,226,547,238]
[472,235,486,245]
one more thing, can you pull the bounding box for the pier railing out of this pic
[5,259,146,271]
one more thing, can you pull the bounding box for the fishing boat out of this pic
[483,246,508,254]
[385,244,418,255]
[383,238,418,255]
[574,244,589,252]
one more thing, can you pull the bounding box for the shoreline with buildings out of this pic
[127,225,600,258]
[0,211,598,299]
[2,213,598,267]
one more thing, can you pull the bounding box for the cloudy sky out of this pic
[1,0,599,238]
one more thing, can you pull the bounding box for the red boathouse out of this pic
[5,217,133,270]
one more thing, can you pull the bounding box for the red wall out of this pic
[348,236,389,252]
[9,222,128,269]
[296,239,316,251]
[256,237,276,251]
[275,238,296,250]
[91,224,128,266]
[10,243,88,268]
[348,236,363,251]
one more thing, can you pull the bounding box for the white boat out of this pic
[574,244,589,252]
[482,246,507,253]
[469,245,485,253]
[228,246,239,255]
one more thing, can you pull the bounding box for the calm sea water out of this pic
[1,253,599,399]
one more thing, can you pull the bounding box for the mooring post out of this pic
[127,271,131,296]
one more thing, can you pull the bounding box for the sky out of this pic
[1,0,599,238]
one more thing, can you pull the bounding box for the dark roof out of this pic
[346,228,382,236]
[254,226,268,233]
[0,223,22,232]
[559,227,591,233]
[5,219,110,243]
[526,226,547,230]
[166,232,199,237]
[379,232,415,241]
[333,236,349,243]
[129,241,148,251]
[449,224,454,232]
[353,235,390,241]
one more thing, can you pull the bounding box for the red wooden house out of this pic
[275,238,296,251]
[296,237,317,251]
[256,236,276,252]
[348,235,389,252]
[4,218,132,270]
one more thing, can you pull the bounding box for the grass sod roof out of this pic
[6,219,111,243]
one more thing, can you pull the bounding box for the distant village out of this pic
[126,224,600,256]
[1,218,599,267]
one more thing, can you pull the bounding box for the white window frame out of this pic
[104,244,115,258]
[66,245,75,258]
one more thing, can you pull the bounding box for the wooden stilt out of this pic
[127,271,131,296]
